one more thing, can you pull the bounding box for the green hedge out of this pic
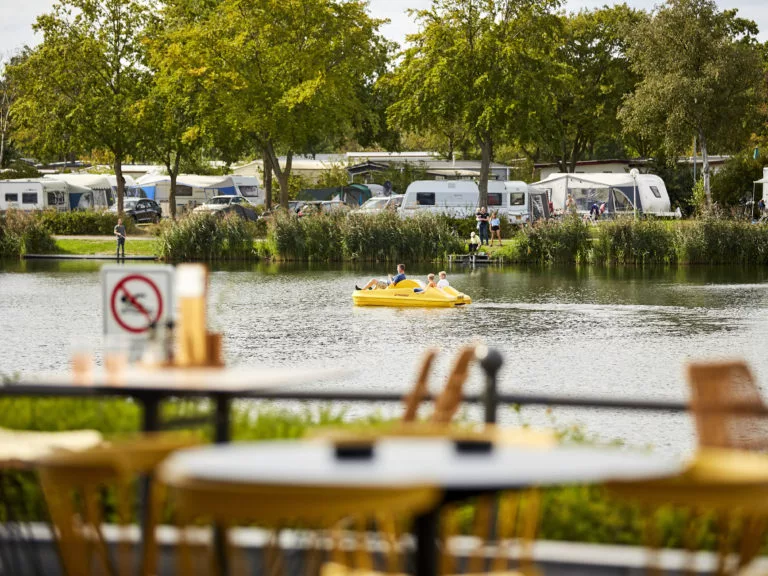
[37,210,139,236]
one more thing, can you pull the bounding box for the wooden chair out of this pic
[36,433,199,576]
[0,428,103,576]
[606,360,768,576]
[317,346,550,575]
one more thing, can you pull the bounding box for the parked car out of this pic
[359,194,404,214]
[193,195,257,221]
[109,198,162,223]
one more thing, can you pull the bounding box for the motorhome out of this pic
[530,172,671,216]
[136,174,263,214]
[0,179,69,212]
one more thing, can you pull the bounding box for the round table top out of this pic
[161,438,681,491]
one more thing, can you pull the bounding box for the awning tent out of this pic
[298,184,372,206]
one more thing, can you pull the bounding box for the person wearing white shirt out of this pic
[437,271,450,289]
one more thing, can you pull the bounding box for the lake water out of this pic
[3,259,768,455]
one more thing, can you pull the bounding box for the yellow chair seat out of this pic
[321,562,523,576]
[606,448,768,511]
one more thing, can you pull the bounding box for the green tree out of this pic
[0,57,13,168]
[527,5,642,172]
[387,0,560,206]
[619,0,763,205]
[170,0,390,209]
[9,0,151,212]
[134,12,212,219]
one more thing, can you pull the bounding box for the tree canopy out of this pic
[387,0,561,206]
[163,0,391,208]
[619,0,763,205]
[9,0,151,212]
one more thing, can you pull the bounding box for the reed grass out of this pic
[269,210,464,262]
[155,212,259,261]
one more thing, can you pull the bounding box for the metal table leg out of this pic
[414,507,440,576]
[139,395,161,576]
[213,394,232,576]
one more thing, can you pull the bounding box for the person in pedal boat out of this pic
[356,264,406,291]
[425,273,438,288]
[437,271,450,289]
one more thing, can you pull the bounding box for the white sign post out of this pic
[102,265,175,339]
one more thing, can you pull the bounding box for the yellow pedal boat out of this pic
[352,280,472,308]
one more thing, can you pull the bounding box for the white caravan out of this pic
[400,180,482,217]
[0,179,69,212]
[400,180,549,222]
[530,172,671,216]
[136,174,263,214]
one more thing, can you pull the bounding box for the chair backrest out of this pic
[432,347,477,424]
[687,361,768,450]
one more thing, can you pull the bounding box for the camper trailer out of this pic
[487,181,550,223]
[400,180,481,217]
[136,174,263,215]
[531,172,671,216]
[0,179,69,212]
[400,180,548,222]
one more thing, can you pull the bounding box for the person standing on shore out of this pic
[476,206,490,245]
[114,218,126,259]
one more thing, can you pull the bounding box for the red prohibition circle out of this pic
[110,274,164,334]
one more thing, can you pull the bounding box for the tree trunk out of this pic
[700,130,711,206]
[262,147,272,211]
[265,142,293,210]
[478,137,493,209]
[0,128,5,169]
[114,157,125,214]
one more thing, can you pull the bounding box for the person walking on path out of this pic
[114,218,126,259]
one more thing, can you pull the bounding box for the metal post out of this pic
[476,347,503,424]
[213,395,232,576]
[413,508,439,576]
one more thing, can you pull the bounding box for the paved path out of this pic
[53,235,155,241]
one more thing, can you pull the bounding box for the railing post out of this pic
[477,347,503,424]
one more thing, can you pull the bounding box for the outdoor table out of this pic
[160,437,682,576]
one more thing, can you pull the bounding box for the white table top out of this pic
[11,366,349,395]
[160,438,682,491]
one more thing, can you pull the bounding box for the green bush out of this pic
[268,210,464,262]
[0,210,56,257]
[37,210,139,236]
[155,212,258,261]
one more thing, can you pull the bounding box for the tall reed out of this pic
[515,216,591,264]
[156,213,258,261]
[269,211,463,262]
[592,219,676,265]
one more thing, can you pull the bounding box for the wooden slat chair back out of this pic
[688,361,768,450]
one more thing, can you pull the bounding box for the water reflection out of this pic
[3,259,768,454]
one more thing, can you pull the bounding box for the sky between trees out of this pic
[2,0,767,58]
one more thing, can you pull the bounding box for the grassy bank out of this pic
[0,395,735,550]
[55,238,159,256]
